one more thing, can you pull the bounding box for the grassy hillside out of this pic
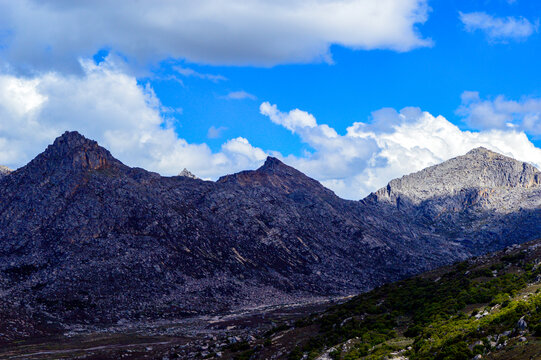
[248,240,541,360]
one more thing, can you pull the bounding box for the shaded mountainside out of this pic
[0,132,540,341]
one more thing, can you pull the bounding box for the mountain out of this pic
[367,147,541,253]
[0,132,540,343]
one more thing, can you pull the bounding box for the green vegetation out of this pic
[280,243,541,360]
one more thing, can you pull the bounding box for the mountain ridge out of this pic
[0,131,539,343]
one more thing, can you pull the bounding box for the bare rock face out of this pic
[178,168,198,179]
[0,166,11,178]
[0,133,539,340]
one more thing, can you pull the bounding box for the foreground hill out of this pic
[0,132,540,342]
[240,238,541,360]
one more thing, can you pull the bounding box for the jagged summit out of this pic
[258,156,299,175]
[178,168,198,179]
[25,131,123,173]
[260,156,284,170]
[465,146,497,156]
[218,156,334,196]
[53,130,96,149]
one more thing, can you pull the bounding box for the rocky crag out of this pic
[0,132,539,341]
[179,168,198,179]
[0,165,11,177]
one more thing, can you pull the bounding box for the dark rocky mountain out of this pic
[0,132,539,341]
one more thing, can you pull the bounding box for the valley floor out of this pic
[0,297,345,359]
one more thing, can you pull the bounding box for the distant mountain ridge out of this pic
[367,146,541,253]
[0,131,540,341]
[372,147,540,206]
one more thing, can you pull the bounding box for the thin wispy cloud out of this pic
[221,91,256,101]
[173,66,227,82]
[207,126,228,139]
[459,11,538,42]
[457,91,541,135]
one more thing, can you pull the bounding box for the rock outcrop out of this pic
[178,168,198,179]
[0,165,11,177]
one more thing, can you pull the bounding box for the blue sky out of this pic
[0,0,540,199]
[147,0,541,154]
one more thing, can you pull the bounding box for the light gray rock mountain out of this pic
[0,165,11,177]
[178,168,198,179]
[367,147,541,252]
[372,147,540,207]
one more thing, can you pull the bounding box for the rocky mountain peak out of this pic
[258,156,297,175]
[372,147,541,206]
[178,168,198,179]
[465,146,497,156]
[217,156,335,197]
[25,131,122,174]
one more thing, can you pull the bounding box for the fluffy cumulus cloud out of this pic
[259,103,541,199]
[458,91,541,135]
[459,11,538,42]
[0,0,431,72]
[0,58,267,178]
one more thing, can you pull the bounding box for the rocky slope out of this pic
[0,132,540,341]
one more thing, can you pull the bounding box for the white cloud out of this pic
[0,58,267,178]
[260,103,541,199]
[260,102,318,132]
[0,0,431,72]
[458,91,541,135]
[459,11,538,42]
[222,91,256,101]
